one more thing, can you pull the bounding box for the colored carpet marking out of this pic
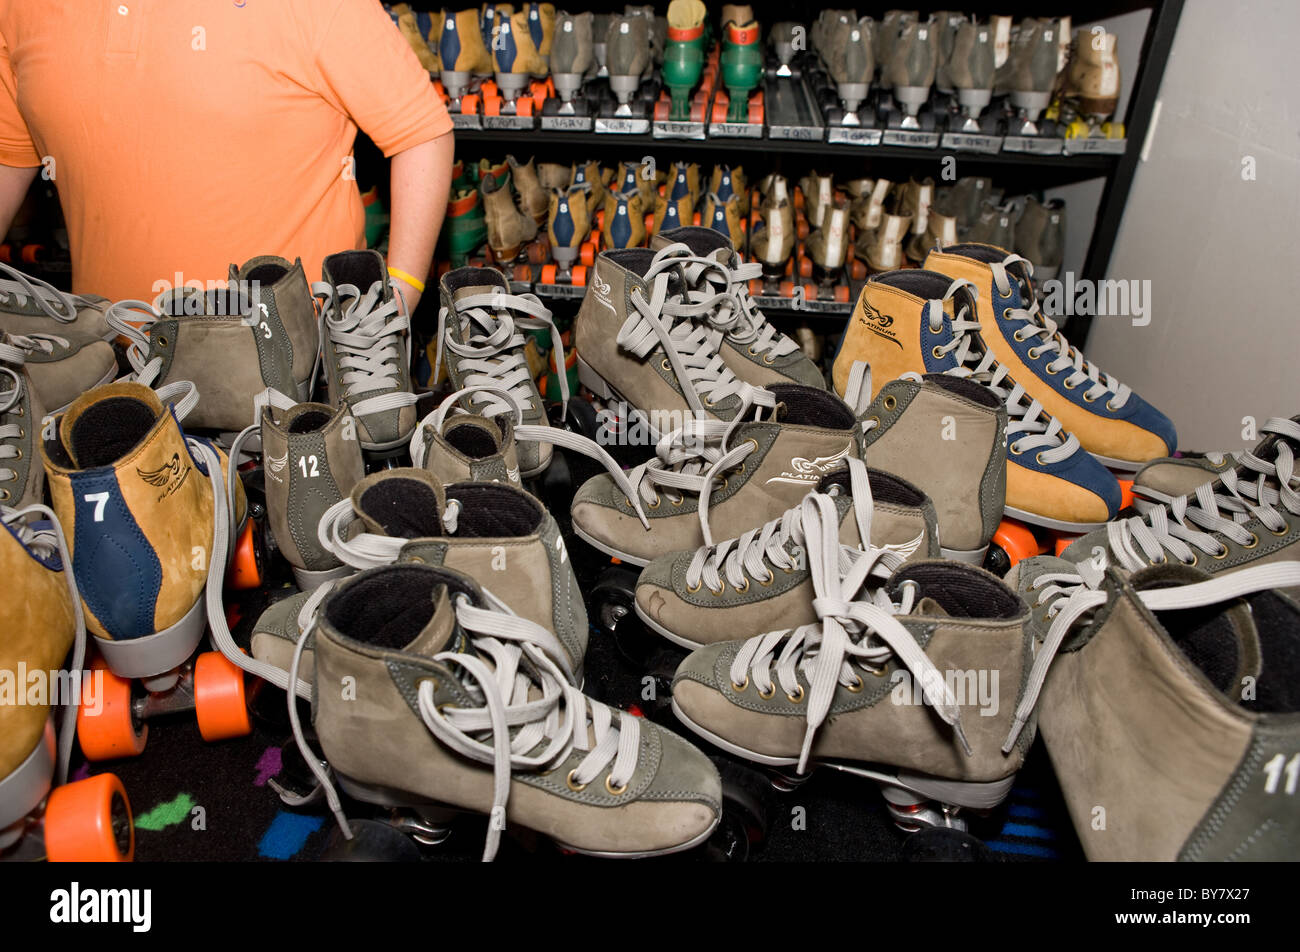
[1008,804,1045,819]
[1001,822,1056,841]
[258,811,324,860]
[988,840,1057,858]
[254,746,283,787]
[135,793,197,831]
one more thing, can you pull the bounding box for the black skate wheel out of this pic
[703,756,772,862]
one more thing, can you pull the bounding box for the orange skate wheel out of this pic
[481,79,498,96]
[516,97,533,117]
[850,259,868,280]
[797,220,809,240]
[43,773,134,862]
[1053,534,1078,557]
[484,96,501,117]
[579,243,596,267]
[654,99,669,121]
[992,521,1041,569]
[778,279,795,297]
[541,263,558,283]
[78,658,147,761]
[595,209,605,229]
[749,278,763,296]
[193,651,252,742]
[1117,478,1135,510]
[527,240,550,264]
[692,211,702,226]
[793,190,805,211]
[798,256,813,279]
[513,263,532,282]
[461,93,479,115]
[834,284,851,303]
[748,103,763,124]
[572,265,587,286]
[226,519,262,590]
[803,282,818,301]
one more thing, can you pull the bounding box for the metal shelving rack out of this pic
[445,0,1184,342]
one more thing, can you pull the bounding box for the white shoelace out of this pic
[686,455,875,593]
[408,386,650,528]
[0,342,29,489]
[105,299,193,391]
[991,255,1132,409]
[1098,418,1299,571]
[1131,454,1230,509]
[0,263,86,324]
[315,279,417,419]
[726,491,962,773]
[434,288,568,419]
[1,503,87,785]
[5,331,71,356]
[617,246,773,420]
[284,587,638,861]
[674,251,799,361]
[1009,559,1300,753]
[622,386,777,548]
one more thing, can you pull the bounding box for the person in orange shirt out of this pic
[0,0,453,314]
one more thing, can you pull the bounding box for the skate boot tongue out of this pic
[323,565,467,657]
[325,249,392,304]
[352,469,448,538]
[61,381,164,469]
[447,267,509,310]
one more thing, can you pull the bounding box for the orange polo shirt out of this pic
[0,0,451,300]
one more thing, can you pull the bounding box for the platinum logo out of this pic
[765,442,854,487]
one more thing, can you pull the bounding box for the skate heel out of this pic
[940,544,989,565]
[875,771,1015,832]
[576,354,616,400]
[291,563,355,592]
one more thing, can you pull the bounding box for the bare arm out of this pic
[0,163,37,237]
[387,131,453,316]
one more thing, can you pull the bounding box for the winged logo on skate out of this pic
[591,275,616,315]
[137,452,191,501]
[859,299,901,350]
[879,530,926,561]
[266,450,289,483]
[765,442,854,486]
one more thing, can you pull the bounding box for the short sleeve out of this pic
[312,0,452,157]
[0,29,40,166]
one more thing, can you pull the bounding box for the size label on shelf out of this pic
[1063,137,1127,155]
[709,121,763,138]
[1002,135,1064,155]
[483,116,535,131]
[768,124,823,141]
[534,283,587,300]
[451,113,482,130]
[880,129,941,148]
[652,119,707,140]
[826,127,883,146]
[596,117,651,134]
[940,132,1004,154]
[541,116,593,132]
[753,295,852,315]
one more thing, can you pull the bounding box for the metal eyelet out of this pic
[0,490,8,501]
[1044,364,1059,376]
[1242,532,1259,550]
[686,578,702,593]
[1027,347,1040,360]
[660,358,671,371]
[747,346,756,355]
[1010,442,1023,455]
[647,495,661,509]
[718,477,729,492]
[757,683,776,699]
[845,676,864,693]
[763,354,775,364]
[157,335,168,347]
[882,395,897,411]
[1036,452,1047,465]
[1106,399,1120,411]
[759,572,775,586]
[1211,545,1229,560]
[605,775,628,796]
[709,584,725,597]
[1182,553,1199,568]
[407,555,425,564]
[566,769,588,792]
[1083,392,1097,403]
[932,346,944,359]
[1270,523,1291,537]
[786,685,805,703]
[744,438,760,454]
[732,676,749,692]
[1063,378,1077,390]
[735,578,749,593]
[869,665,888,678]
[865,416,879,428]
[670,495,684,507]
[12,448,20,460]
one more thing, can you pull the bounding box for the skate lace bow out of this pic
[619,246,772,419]
[991,255,1132,408]
[315,279,417,419]
[676,249,797,359]
[1101,418,1300,571]
[282,589,640,862]
[917,279,1079,466]
[434,287,570,418]
[1010,559,1300,754]
[727,492,968,774]
[627,386,778,547]
[686,456,878,592]
[0,262,85,323]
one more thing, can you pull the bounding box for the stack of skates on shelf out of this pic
[793,10,1125,150]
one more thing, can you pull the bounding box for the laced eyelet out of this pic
[407,555,425,564]
[747,346,756,355]
[1010,442,1023,455]
[1083,392,1097,403]
[670,495,684,507]
[13,405,22,416]
[786,685,805,703]
[1106,399,1120,411]
[1063,378,1077,390]
[16,429,23,439]
[1013,331,1026,342]
[1035,452,1047,465]
[760,572,775,586]
[865,416,879,428]
[845,676,864,693]
[1242,532,1259,550]
[757,683,776,699]
[882,395,896,411]
[1270,523,1291,537]
[12,448,20,460]
[731,676,749,692]
[1044,364,1059,376]
[605,775,628,796]
[566,769,588,792]
[735,578,749,593]
[998,286,1012,300]
[868,665,888,678]
[709,584,725,597]
[1182,553,1199,568]
[660,358,670,371]
[744,438,760,454]
[932,346,944,359]
[763,355,775,364]
[717,477,729,491]
[647,495,661,510]
[0,490,8,501]
[686,578,702,593]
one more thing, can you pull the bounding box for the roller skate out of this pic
[481,170,539,267]
[0,261,116,342]
[880,17,937,133]
[0,335,44,507]
[1001,18,1062,140]
[1129,451,1235,513]
[286,561,722,860]
[540,184,592,288]
[507,156,549,227]
[635,455,939,649]
[1060,26,1124,142]
[717,13,763,125]
[826,16,874,127]
[317,250,419,460]
[926,244,1177,470]
[1013,196,1065,281]
[831,270,1123,571]
[804,198,851,302]
[547,10,594,117]
[936,18,996,134]
[663,0,707,120]
[601,189,648,250]
[855,210,911,274]
[769,21,800,77]
[446,185,489,268]
[40,381,255,760]
[1009,556,1300,859]
[703,191,745,252]
[437,8,495,117]
[485,8,546,121]
[749,184,795,295]
[228,256,320,401]
[387,3,440,71]
[0,504,134,860]
[605,14,651,117]
[673,545,1035,836]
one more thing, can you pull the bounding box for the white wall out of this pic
[1082,0,1299,450]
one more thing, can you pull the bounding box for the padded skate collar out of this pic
[891,562,1023,620]
[604,248,657,276]
[358,475,445,538]
[446,483,542,537]
[941,243,1007,263]
[871,269,956,301]
[817,467,925,507]
[442,266,508,295]
[324,565,472,652]
[768,384,855,429]
[444,417,504,458]
[70,397,158,469]
[659,226,731,256]
[924,373,1002,409]
[323,249,388,296]
[287,407,332,434]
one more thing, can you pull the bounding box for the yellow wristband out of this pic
[387,266,425,294]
